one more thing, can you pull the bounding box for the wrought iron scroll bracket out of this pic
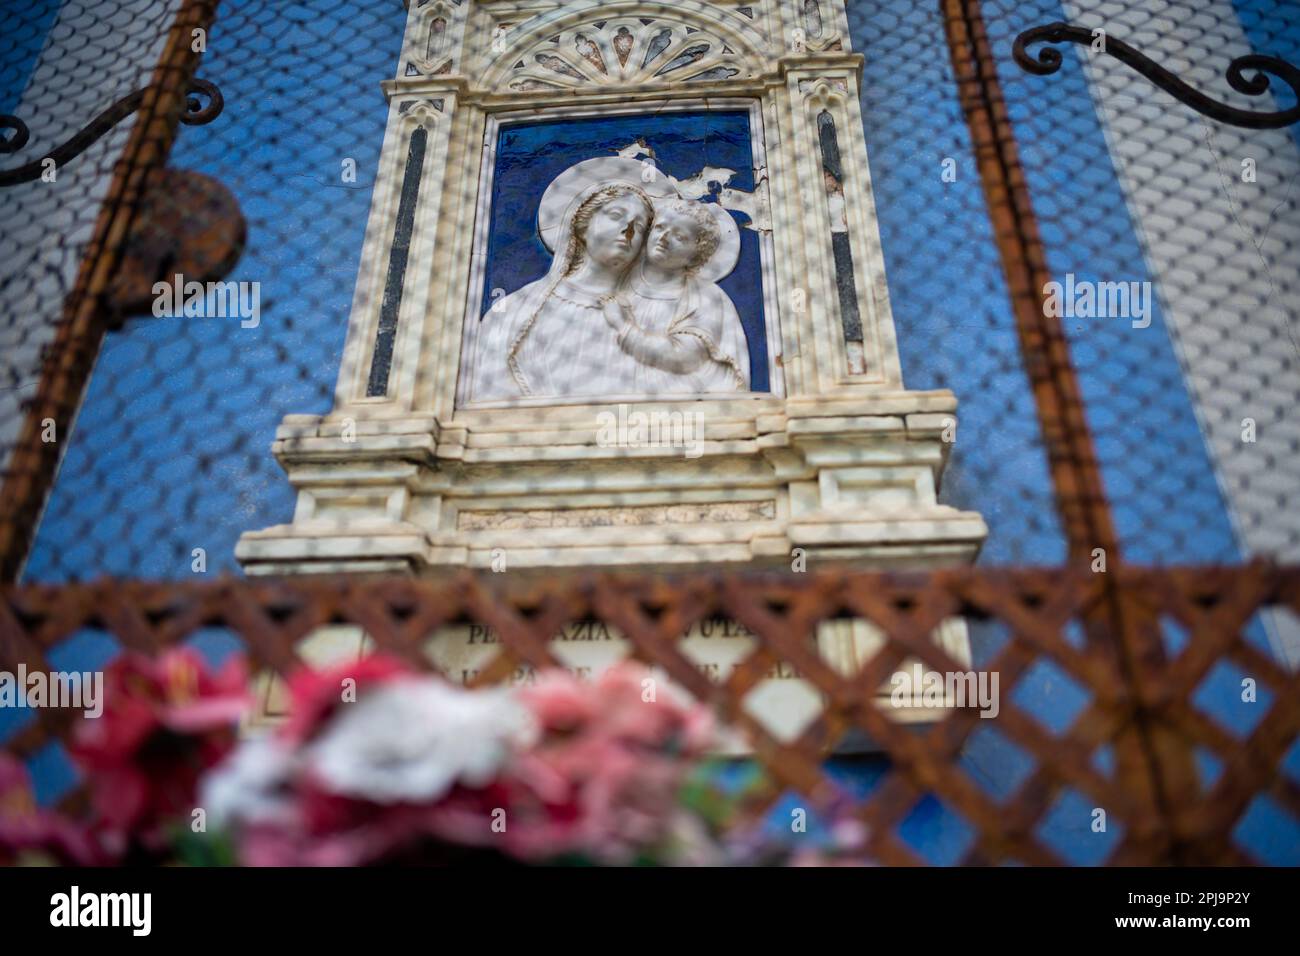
[1013,22,1300,130]
[0,78,223,187]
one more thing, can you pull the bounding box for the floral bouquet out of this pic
[4,649,872,866]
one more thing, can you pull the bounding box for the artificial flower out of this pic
[278,654,411,744]
[198,733,298,831]
[301,677,536,804]
[494,663,715,863]
[0,753,100,865]
[69,648,249,851]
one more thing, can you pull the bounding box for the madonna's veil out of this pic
[471,181,651,400]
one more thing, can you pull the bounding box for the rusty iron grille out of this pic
[1,566,1297,865]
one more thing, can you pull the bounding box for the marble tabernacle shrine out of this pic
[237,1,988,739]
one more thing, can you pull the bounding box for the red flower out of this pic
[70,648,249,851]
[278,655,412,745]
[0,753,100,865]
[237,783,522,867]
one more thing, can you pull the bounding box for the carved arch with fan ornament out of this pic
[500,16,757,92]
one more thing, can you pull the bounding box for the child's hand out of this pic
[602,298,629,331]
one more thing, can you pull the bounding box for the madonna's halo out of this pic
[537,156,741,283]
[649,196,740,284]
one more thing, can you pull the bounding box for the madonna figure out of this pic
[469,181,654,402]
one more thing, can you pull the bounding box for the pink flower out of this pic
[518,663,712,752]
[0,754,100,865]
[517,669,598,732]
[496,663,715,863]
[70,648,249,851]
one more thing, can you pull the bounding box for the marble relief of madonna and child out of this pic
[465,157,754,404]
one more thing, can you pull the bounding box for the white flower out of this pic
[302,678,537,804]
[200,734,299,830]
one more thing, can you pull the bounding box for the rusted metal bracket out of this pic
[0,0,223,583]
[0,79,224,187]
[1014,21,1300,130]
[104,167,246,326]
